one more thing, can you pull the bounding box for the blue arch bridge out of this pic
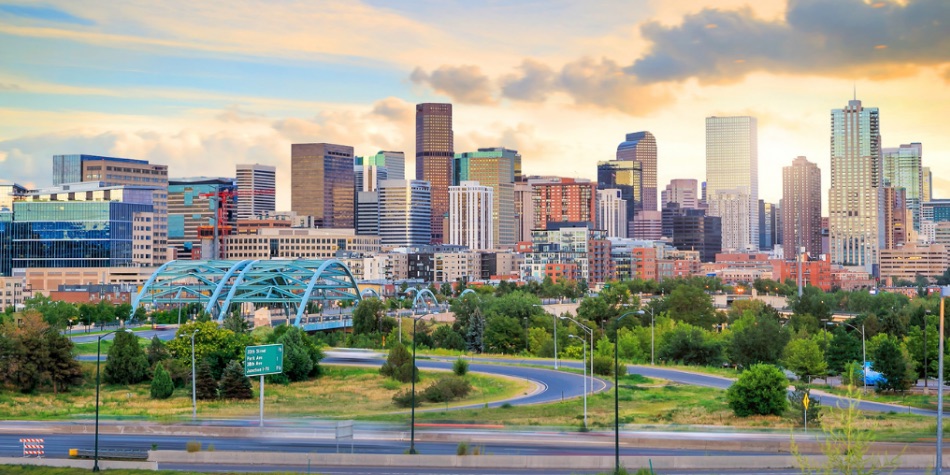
[132,259,362,331]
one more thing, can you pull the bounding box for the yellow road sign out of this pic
[803,393,810,410]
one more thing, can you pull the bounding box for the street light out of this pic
[638,306,656,365]
[409,313,431,455]
[559,315,593,396]
[190,329,200,420]
[569,334,587,430]
[937,285,950,475]
[93,328,131,472]
[613,311,639,475]
[829,321,866,392]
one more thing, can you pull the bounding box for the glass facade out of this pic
[616,131,657,212]
[11,201,150,268]
[291,143,355,228]
[416,103,453,244]
[0,212,11,276]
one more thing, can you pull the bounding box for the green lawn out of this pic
[0,467,313,475]
[72,337,149,355]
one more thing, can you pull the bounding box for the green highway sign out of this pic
[244,344,283,377]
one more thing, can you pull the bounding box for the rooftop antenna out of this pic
[853,83,856,101]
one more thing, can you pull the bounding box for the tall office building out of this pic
[356,191,380,236]
[0,183,26,212]
[705,116,758,252]
[922,166,932,203]
[671,210,722,263]
[455,148,517,248]
[448,181,494,251]
[781,156,821,260]
[52,154,168,265]
[828,98,883,272]
[760,202,782,250]
[355,151,405,192]
[168,177,236,259]
[379,179,431,248]
[597,159,641,235]
[514,181,534,242]
[616,131,657,212]
[415,103,454,244]
[531,178,597,231]
[291,143,355,228]
[596,189,627,238]
[235,164,275,220]
[661,179,698,209]
[883,143,923,231]
[883,186,908,249]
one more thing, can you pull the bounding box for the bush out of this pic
[149,364,174,400]
[727,364,789,417]
[456,441,469,455]
[380,342,418,383]
[422,376,472,403]
[218,360,253,399]
[453,357,469,376]
[593,355,615,376]
[392,389,418,408]
[185,440,201,452]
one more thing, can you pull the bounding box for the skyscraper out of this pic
[922,166,932,203]
[448,181,493,251]
[168,177,236,259]
[531,178,597,231]
[829,98,883,272]
[782,156,822,260]
[355,151,405,192]
[291,143,355,228]
[596,189,627,238]
[616,131,657,213]
[379,179,431,248]
[415,103,454,244]
[52,154,168,265]
[236,164,276,220]
[883,186,907,249]
[883,143,922,231]
[597,159,640,236]
[661,179,699,209]
[705,116,759,252]
[455,148,517,248]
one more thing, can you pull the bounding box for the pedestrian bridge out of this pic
[132,259,362,329]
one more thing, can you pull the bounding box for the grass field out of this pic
[0,467,311,475]
[0,364,530,421]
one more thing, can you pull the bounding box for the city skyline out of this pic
[0,0,948,212]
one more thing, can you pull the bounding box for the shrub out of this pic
[727,364,789,417]
[422,376,472,403]
[456,441,469,455]
[392,389,418,408]
[149,364,174,400]
[453,357,469,376]
[593,355,615,376]
[185,440,201,452]
[218,360,253,399]
[380,342,418,383]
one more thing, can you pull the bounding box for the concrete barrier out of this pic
[0,456,157,470]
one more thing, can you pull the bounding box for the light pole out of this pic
[830,321,866,392]
[93,329,130,472]
[614,311,638,475]
[190,329,200,420]
[559,315,593,396]
[937,286,950,475]
[638,307,656,365]
[409,313,430,455]
[569,334,587,429]
[534,304,557,369]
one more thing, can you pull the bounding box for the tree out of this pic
[104,330,149,385]
[150,364,174,399]
[664,285,720,329]
[937,267,950,286]
[194,360,218,400]
[727,364,789,417]
[783,338,828,383]
[167,321,252,379]
[44,330,83,394]
[871,337,912,392]
[431,325,465,351]
[352,297,387,335]
[276,326,314,382]
[146,335,170,367]
[904,315,938,380]
[658,324,723,366]
[787,286,833,322]
[219,360,253,399]
[222,311,249,334]
[825,327,861,375]
[380,341,417,383]
[483,314,523,354]
[728,313,790,368]
[465,308,486,353]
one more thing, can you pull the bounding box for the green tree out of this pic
[728,313,790,368]
[379,341,417,383]
[483,314,524,354]
[146,335,170,367]
[222,311,249,334]
[194,360,218,400]
[904,315,938,380]
[44,329,83,394]
[727,364,789,417]
[664,285,719,329]
[219,360,253,399]
[104,330,149,385]
[276,326,314,382]
[352,297,387,335]
[936,267,950,285]
[431,325,465,351]
[150,364,174,399]
[825,327,861,375]
[167,321,252,379]
[783,338,828,383]
[787,286,833,322]
[871,337,912,392]
[658,324,723,366]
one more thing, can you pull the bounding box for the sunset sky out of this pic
[0,0,948,210]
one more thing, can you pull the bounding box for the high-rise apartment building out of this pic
[597,159,640,236]
[616,131,657,212]
[596,189,627,238]
[883,186,908,249]
[782,156,822,260]
[448,181,494,251]
[514,181,534,242]
[922,166,932,203]
[379,179,431,248]
[531,178,597,231]
[761,202,782,250]
[168,177,236,259]
[661,179,698,209]
[235,164,275,220]
[291,143,355,228]
[705,116,758,252]
[828,98,883,272]
[415,103,454,244]
[52,154,168,264]
[455,148,517,248]
[883,143,922,231]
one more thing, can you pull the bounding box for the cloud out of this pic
[216,104,267,124]
[370,97,413,123]
[0,83,21,91]
[557,57,673,115]
[410,65,496,104]
[630,0,950,83]
[499,60,556,102]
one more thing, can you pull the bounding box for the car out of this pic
[324,348,382,361]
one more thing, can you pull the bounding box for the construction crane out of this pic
[198,188,275,259]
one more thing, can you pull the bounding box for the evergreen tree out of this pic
[379,341,417,383]
[146,335,170,367]
[150,364,174,399]
[222,311,249,334]
[44,330,83,394]
[104,330,150,385]
[219,360,253,399]
[872,338,912,392]
[465,309,485,353]
[278,327,314,382]
[825,327,861,375]
[194,360,218,400]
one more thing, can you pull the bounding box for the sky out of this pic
[0,0,948,211]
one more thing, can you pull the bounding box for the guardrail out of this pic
[69,448,149,461]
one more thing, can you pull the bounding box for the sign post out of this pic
[802,393,810,432]
[244,344,283,427]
